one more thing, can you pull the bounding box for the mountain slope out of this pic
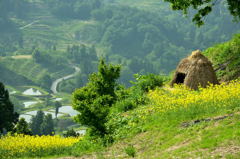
[0,63,34,86]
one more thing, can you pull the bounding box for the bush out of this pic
[124,145,136,157]
[63,129,79,138]
[114,98,136,112]
[69,136,103,156]
[131,73,167,93]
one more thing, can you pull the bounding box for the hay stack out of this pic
[170,50,219,90]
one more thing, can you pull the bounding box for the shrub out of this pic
[131,73,167,93]
[124,145,136,157]
[63,129,79,137]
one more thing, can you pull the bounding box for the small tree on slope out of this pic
[73,59,120,137]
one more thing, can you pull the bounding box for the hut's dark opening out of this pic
[176,73,186,84]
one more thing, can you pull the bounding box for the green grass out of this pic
[92,108,240,158]
[62,81,240,159]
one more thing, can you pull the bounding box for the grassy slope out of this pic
[101,114,240,158]
[68,35,240,159]
[81,84,240,159]
[204,34,240,81]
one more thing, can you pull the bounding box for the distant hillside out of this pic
[0,63,34,86]
[0,55,73,89]
[1,0,240,87]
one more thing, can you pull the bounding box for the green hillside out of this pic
[1,0,240,87]
[64,34,240,159]
[204,34,240,81]
[0,62,34,86]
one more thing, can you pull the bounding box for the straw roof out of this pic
[170,50,219,90]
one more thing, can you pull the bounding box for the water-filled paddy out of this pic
[23,88,42,96]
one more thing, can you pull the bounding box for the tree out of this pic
[30,110,44,135]
[73,59,120,137]
[40,114,54,136]
[164,0,240,26]
[32,49,42,63]
[0,82,19,133]
[55,101,62,118]
[38,73,52,89]
[13,118,32,135]
[30,111,55,136]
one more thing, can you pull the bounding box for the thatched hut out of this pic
[170,50,219,90]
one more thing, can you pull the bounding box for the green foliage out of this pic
[73,59,120,137]
[164,0,240,26]
[41,114,55,136]
[74,2,240,82]
[0,0,28,53]
[32,49,41,63]
[30,110,44,135]
[70,136,104,156]
[1,0,240,88]
[13,118,32,135]
[111,73,166,114]
[48,0,102,20]
[56,118,75,132]
[0,56,68,88]
[37,73,52,89]
[30,111,55,136]
[0,63,34,86]
[55,101,62,118]
[113,98,137,113]
[63,129,79,138]
[204,34,240,81]
[124,145,136,158]
[67,44,98,74]
[131,73,167,93]
[32,49,68,70]
[0,82,19,133]
[105,74,167,138]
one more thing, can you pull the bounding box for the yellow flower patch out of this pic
[128,80,240,121]
[0,134,80,158]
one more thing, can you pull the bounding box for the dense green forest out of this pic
[0,0,239,88]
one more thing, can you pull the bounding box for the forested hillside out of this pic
[0,0,239,88]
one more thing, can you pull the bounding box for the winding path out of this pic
[50,66,80,94]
